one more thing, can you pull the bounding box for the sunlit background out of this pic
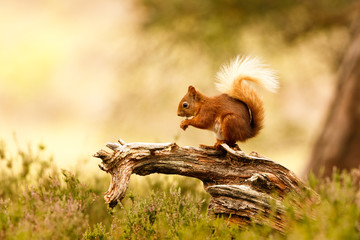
[0,0,350,176]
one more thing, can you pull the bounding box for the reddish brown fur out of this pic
[177,86,256,148]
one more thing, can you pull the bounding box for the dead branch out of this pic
[94,139,319,232]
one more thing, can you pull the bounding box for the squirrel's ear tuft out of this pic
[188,85,197,95]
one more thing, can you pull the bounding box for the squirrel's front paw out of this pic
[180,120,189,130]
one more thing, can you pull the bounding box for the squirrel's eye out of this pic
[183,102,189,108]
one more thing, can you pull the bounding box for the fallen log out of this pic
[94,139,318,232]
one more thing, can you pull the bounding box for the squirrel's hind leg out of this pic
[199,140,227,150]
[221,114,251,143]
[200,140,241,151]
[199,144,216,150]
[214,139,226,150]
[214,140,241,151]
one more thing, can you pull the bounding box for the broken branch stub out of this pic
[94,139,319,231]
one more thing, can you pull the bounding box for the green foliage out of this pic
[0,140,53,200]
[1,140,360,239]
[0,141,96,239]
[83,189,246,240]
[138,0,357,45]
[291,170,360,240]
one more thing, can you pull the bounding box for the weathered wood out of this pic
[94,139,318,232]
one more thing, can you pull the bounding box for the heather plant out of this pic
[10,170,95,239]
[83,188,233,240]
[0,141,96,239]
[1,140,360,239]
[83,170,360,240]
[83,187,284,240]
[0,140,53,200]
[285,169,360,240]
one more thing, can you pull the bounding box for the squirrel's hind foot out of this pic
[199,144,216,150]
[214,140,241,151]
[199,142,241,151]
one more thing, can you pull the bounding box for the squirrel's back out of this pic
[215,56,278,137]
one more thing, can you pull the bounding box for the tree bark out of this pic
[94,139,318,232]
[306,17,360,177]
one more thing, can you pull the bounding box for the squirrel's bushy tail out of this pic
[215,56,278,137]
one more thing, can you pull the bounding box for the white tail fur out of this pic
[215,56,279,94]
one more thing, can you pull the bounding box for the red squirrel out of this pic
[177,56,278,149]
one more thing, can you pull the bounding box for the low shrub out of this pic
[1,140,359,239]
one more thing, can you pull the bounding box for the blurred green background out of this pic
[0,0,353,176]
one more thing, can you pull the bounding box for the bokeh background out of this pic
[0,0,354,176]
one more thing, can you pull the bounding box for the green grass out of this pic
[0,140,359,239]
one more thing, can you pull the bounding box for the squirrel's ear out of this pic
[188,85,197,96]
